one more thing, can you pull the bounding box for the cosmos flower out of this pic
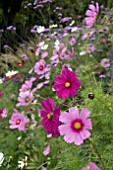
[18,156,28,169]
[85,2,99,28]
[37,26,45,33]
[101,58,110,68]
[0,152,4,167]
[53,66,80,98]
[20,81,33,93]
[16,91,34,107]
[82,162,101,170]
[9,109,30,131]
[40,98,60,137]
[34,59,46,75]
[5,70,19,78]
[43,144,50,156]
[59,107,92,145]
[0,109,8,119]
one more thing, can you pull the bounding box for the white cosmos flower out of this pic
[37,26,45,33]
[71,27,78,32]
[18,156,28,169]
[49,24,58,28]
[79,51,87,56]
[69,20,75,26]
[0,152,4,167]
[39,41,48,50]
[54,39,60,50]
[6,70,18,77]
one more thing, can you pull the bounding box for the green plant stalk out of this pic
[89,139,106,170]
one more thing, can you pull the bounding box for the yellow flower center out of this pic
[47,113,54,119]
[73,122,81,130]
[16,119,21,125]
[25,97,30,102]
[65,82,70,88]
[86,165,90,170]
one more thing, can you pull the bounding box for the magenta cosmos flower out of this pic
[9,109,30,131]
[59,107,92,145]
[40,98,60,137]
[34,59,46,75]
[16,91,34,107]
[82,162,101,170]
[53,67,80,98]
[85,2,99,28]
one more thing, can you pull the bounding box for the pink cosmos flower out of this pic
[9,109,30,131]
[35,47,40,56]
[16,91,34,107]
[20,80,33,92]
[69,37,76,46]
[0,108,8,119]
[101,58,110,68]
[82,162,101,170]
[53,67,80,98]
[43,144,50,156]
[41,51,48,58]
[40,98,60,137]
[59,107,92,145]
[34,59,46,75]
[85,2,99,28]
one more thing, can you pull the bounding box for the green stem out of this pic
[89,139,106,170]
[95,96,113,114]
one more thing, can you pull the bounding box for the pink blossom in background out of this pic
[53,67,80,98]
[87,44,95,53]
[16,91,34,107]
[35,47,40,56]
[41,51,48,58]
[0,109,8,119]
[69,37,76,46]
[101,58,110,68]
[82,30,95,40]
[82,162,101,170]
[34,59,46,75]
[59,107,92,145]
[40,98,60,137]
[43,144,50,156]
[85,2,99,28]
[9,109,30,131]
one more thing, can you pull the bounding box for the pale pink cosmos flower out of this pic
[69,37,76,46]
[16,91,34,107]
[101,58,110,68]
[0,108,8,119]
[43,144,50,156]
[20,81,33,92]
[35,48,40,56]
[41,51,48,58]
[82,162,101,170]
[34,59,46,75]
[9,109,30,131]
[59,107,92,145]
[82,30,95,40]
[85,2,99,28]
